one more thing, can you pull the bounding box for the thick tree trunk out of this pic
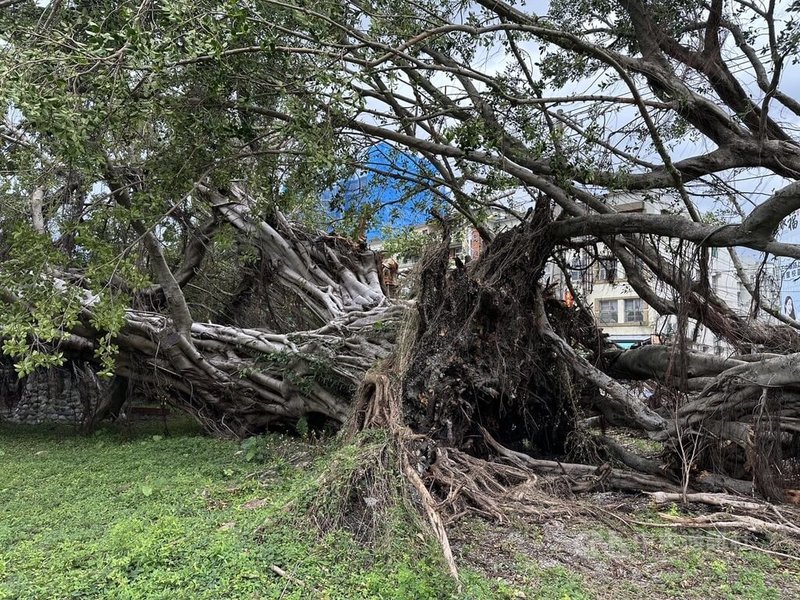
[47,187,396,436]
[401,207,595,456]
[107,304,400,435]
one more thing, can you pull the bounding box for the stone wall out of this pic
[0,361,110,425]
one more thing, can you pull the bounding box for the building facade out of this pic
[560,194,781,352]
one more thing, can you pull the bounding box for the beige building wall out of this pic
[589,272,657,348]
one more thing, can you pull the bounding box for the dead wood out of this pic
[657,512,800,538]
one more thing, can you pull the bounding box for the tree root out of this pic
[307,430,400,546]
[656,512,800,538]
[306,226,800,578]
[401,450,460,580]
[648,491,769,511]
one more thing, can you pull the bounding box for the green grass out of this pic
[591,518,797,599]
[512,560,592,599]
[2,420,797,600]
[0,420,513,600]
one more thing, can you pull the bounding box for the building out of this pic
[559,195,666,348]
[321,142,436,243]
[689,248,780,353]
[560,194,781,352]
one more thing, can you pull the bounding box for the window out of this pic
[624,298,643,322]
[569,257,585,283]
[598,257,617,282]
[599,299,618,324]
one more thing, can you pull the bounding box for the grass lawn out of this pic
[0,420,509,599]
[1,419,798,599]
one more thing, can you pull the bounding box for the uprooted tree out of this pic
[2,0,800,550]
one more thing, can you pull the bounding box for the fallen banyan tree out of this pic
[2,185,800,576]
[8,189,799,497]
[4,0,800,581]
